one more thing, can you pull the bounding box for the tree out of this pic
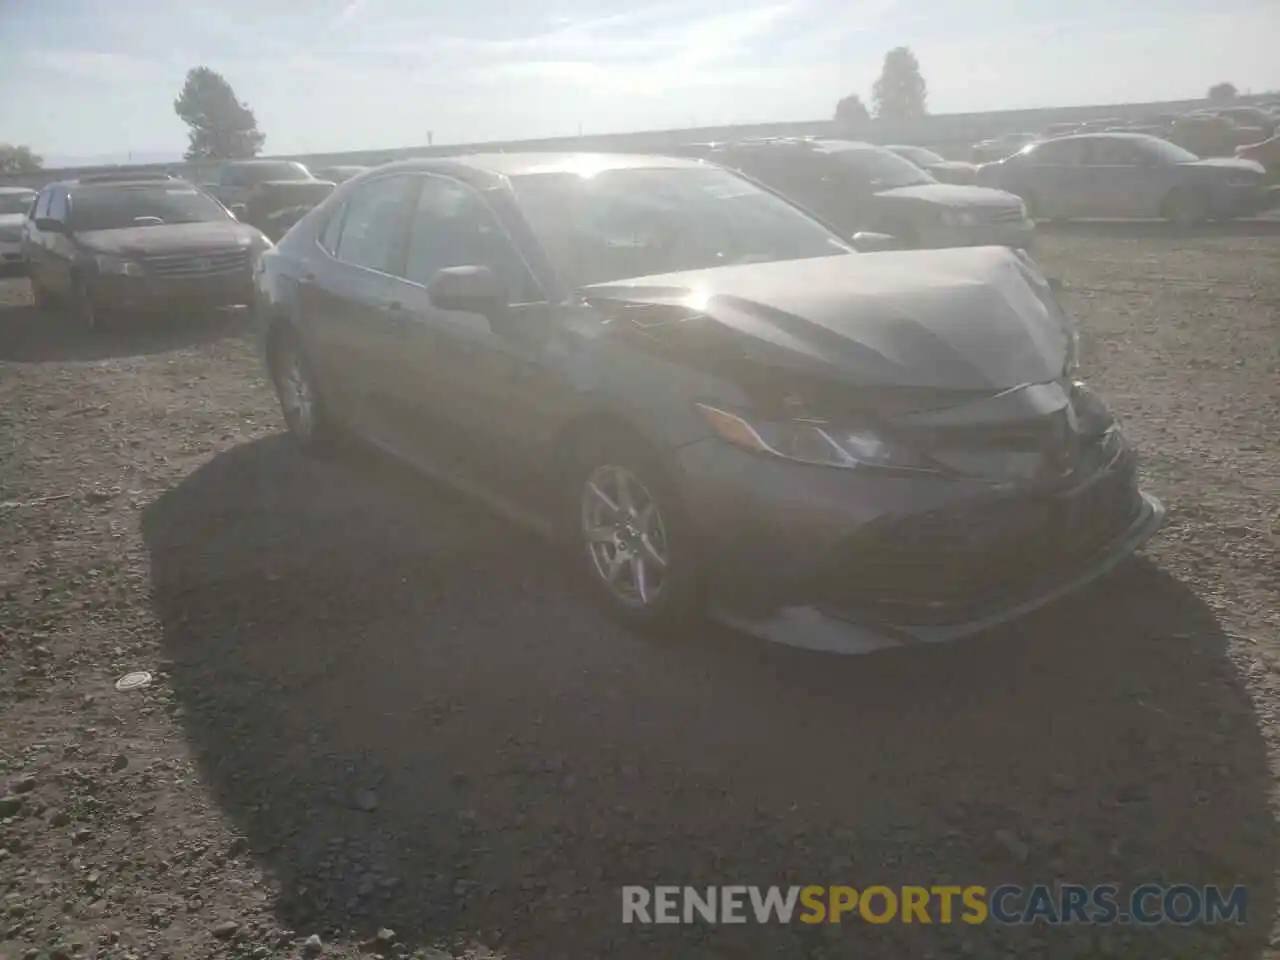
[173,67,265,161]
[872,46,928,121]
[833,94,871,128]
[1207,82,1238,104]
[0,144,43,174]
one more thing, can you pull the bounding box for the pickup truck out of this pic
[203,160,336,240]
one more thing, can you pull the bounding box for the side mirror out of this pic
[427,265,508,321]
[229,203,248,218]
[851,231,907,253]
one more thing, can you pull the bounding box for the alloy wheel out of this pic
[580,464,671,608]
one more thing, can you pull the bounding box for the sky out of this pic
[1,0,1277,163]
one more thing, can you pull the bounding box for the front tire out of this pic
[1162,187,1210,225]
[269,326,337,455]
[70,274,108,333]
[567,435,703,629]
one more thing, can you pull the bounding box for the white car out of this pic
[0,186,37,274]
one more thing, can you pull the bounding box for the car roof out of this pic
[1037,132,1162,144]
[55,176,202,192]
[370,152,707,179]
[0,186,36,195]
[224,159,306,165]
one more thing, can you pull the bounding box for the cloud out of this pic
[26,50,169,83]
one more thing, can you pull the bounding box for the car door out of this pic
[43,188,77,296]
[388,174,569,498]
[1017,139,1090,218]
[1077,138,1153,218]
[24,188,53,288]
[296,174,419,436]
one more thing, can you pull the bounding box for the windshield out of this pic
[240,162,312,184]
[0,193,35,215]
[510,165,852,287]
[832,148,935,189]
[1141,137,1200,164]
[69,185,232,230]
[894,146,944,166]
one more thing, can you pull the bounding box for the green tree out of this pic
[0,144,43,174]
[1207,82,1238,104]
[173,67,266,160]
[833,94,871,128]
[872,46,928,121]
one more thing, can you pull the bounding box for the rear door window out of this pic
[1081,139,1144,166]
[33,188,52,219]
[1026,139,1084,165]
[47,190,69,222]
[333,175,416,274]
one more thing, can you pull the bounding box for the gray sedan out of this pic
[976,133,1277,222]
[254,152,1163,654]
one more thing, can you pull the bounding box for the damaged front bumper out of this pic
[714,493,1164,654]
[674,434,1166,655]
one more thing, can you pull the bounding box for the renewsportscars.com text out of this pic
[621,884,1248,926]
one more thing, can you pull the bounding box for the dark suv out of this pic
[23,173,272,331]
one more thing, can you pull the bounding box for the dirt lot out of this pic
[1,223,1279,960]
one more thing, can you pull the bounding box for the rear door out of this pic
[295,174,419,434]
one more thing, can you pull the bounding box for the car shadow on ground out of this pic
[142,434,1275,959]
[0,292,247,363]
[1038,218,1280,240]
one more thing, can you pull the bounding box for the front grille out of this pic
[146,248,249,278]
[814,459,1144,624]
[986,206,1026,224]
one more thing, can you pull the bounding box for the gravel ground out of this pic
[1,221,1279,960]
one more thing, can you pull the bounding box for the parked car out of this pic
[23,173,272,331]
[0,186,37,274]
[253,152,1164,652]
[1170,113,1263,157]
[203,160,336,232]
[1236,132,1280,178]
[883,145,978,184]
[975,133,1277,222]
[1207,107,1279,137]
[314,165,371,184]
[971,132,1039,163]
[705,138,1034,249]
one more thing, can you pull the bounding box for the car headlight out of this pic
[938,209,977,227]
[94,254,143,277]
[1064,324,1080,378]
[1068,380,1116,437]
[696,403,936,472]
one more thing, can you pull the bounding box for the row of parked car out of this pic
[1,128,1276,334]
[971,103,1280,167]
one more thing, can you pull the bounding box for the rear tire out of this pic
[268,325,338,455]
[565,432,704,630]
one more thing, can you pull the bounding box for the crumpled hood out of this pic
[75,221,260,256]
[1183,156,1267,176]
[876,182,1022,210]
[581,246,1070,392]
